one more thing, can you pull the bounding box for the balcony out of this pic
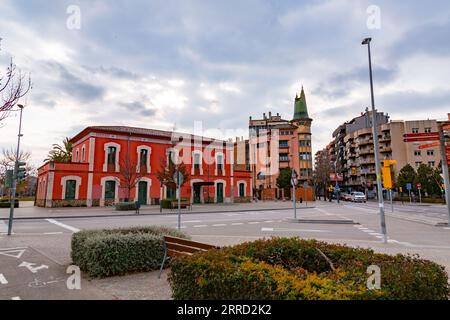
[380,147,392,153]
[360,158,375,165]
[359,148,374,156]
[358,138,373,146]
[379,135,391,142]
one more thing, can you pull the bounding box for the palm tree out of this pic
[45,137,73,163]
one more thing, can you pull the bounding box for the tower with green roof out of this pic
[293,86,310,120]
[292,85,313,185]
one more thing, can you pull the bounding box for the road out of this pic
[1,200,449,299]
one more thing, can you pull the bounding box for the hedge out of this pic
[168,238,450,300]
[71,226,189,277]
[115,202,138,211]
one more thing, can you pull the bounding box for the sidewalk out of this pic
[0,200,314,220]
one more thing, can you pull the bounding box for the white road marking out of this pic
[43,232,63,235]
[0,248,26,259]
[183,220,202,223]
[11,297,21,300]
[362,229,375,233]
[193,225,208,228]
[212,224,226,227]
[369,233,382,236]
[231,223,244,226]
[444,227,450,230]
[0,273,8,285]
[45,219,80,233]
[0,247,27,251]
[248,222,260,224]
[19,261,49,273]
[261,227,330,233]
[264,220,274,223]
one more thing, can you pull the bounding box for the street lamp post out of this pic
[7,104,24,236]
[362,37,387,243]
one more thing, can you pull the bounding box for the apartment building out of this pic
[320,110,443,193]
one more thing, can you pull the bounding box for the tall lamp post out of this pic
[362,37,387,243]
[8,104,25,236]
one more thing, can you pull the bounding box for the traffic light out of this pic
[382,160,397,189]
[16,161,27,182]
[5,170,14,188]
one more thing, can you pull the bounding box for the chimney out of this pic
[269,111,272,118]
[263,113,266,119]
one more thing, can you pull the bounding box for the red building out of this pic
[36,126,251,207]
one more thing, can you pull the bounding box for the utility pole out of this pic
[362,37,387,243]
[8,104,24,236]
[291,169,297,219]
[438,124,450,224]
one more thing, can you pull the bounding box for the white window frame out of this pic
[134,177,152,205]
[81,145,86,162]
[237,180,247,197]
[103,142,121,172]
[100,176,120,206]
[137,145,152,173]
[61,176,82,200]
[75,149,79,162]
[192,150,203,175]
[215,152,225,176]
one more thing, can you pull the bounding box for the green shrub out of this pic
[168,238,450,300]
[71,226,189,277]
[115,202,138,211]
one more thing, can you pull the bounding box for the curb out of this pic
[286,218,358,225]
[0,206,316,221]
[386,213,446,227]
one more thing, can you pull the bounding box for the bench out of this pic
[158,235,219,278]
[159,200,192,212]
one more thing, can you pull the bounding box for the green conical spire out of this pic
[293,86,309,120]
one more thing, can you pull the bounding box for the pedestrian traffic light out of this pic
[17,161,27,182]
[5,169,14,188]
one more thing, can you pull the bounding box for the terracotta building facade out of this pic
[248,87,314,200]
[36,126,251,207]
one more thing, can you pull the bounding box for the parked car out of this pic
[342,193,352,201]
[351,192,366,203]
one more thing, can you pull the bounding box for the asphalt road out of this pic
[1,201,450,300]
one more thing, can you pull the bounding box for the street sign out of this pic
[416,183,422,190]
[406,183,412,191]
[403,132,439,138]
[173,171,183,186]
[418,141,440,150]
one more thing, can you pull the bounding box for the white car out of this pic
[351,192,366,203]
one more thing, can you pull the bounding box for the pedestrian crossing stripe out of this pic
[0,249,26,259]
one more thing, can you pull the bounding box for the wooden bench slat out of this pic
[166,242,208,254]
[164,236,218,250]
[167,249,193,257]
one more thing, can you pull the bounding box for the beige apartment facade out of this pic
[324,110,443,192]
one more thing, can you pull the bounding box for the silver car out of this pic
[351,192,366,203]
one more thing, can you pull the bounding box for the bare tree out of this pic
[118,155,144,202]
[0,147,33,199]
[313,150,332,200]
[0,39,32,124]
[155,156,190,193]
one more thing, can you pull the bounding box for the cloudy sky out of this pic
[1,0,449,167]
